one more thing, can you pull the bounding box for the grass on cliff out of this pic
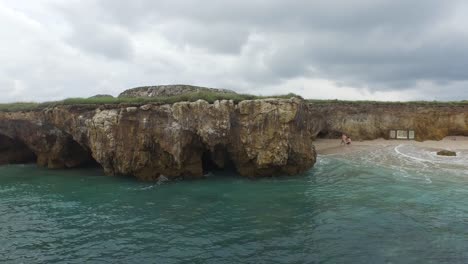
[307,99,468,106]
[0,91,301,112]
[1,91,466,112]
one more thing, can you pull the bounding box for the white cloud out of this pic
[0,0,466,103]
[261,78,417,101]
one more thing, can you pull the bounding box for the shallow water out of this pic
[1,145,467,263]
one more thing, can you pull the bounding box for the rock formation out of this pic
[0,98,316,180]
[308,103,468,141]
[0,87,467,181]
[437,150,457,156]
[118,85,237,98]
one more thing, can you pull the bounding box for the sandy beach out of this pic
[314,136,468,155]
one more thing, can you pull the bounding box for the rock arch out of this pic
[0,119,97,169]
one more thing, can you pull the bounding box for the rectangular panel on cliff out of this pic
[397,130,408,139]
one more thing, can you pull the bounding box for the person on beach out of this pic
[346,136,352,145]
[341,134,347,145]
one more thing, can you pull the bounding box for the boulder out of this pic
[437,150,457,156]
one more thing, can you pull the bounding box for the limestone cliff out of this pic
[308,103,468,141]
[0,98,316,180]
[1,98,467,181]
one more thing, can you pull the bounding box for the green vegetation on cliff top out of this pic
[307,99,468,106]
[0,91,466,112]
[0,91,299,112]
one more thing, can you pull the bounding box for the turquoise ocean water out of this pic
[0,144,467,263]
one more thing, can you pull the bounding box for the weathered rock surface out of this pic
[0,98,466,181]
[308,103,468,141]
[437,150,457,156]
[118,85,237,98]
[0,98,316,180]
[0,112,94,169]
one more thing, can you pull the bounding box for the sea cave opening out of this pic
[0,134,37,165]
[51,136,103,170]
[201,145,237,176]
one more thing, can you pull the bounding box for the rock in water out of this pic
[437,150,457,156]
[118,84,237,98]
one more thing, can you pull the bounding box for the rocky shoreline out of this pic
[0,86,466,181]
[0,98,318,180]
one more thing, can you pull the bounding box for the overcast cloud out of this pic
[0,0,467,102]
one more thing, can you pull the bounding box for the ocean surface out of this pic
[0,144,467,263]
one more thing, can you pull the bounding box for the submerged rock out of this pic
[437,150,457,156]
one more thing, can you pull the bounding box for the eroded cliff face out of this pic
[308,103,468,141]
[1,100,466,180]
[0,98,317,180]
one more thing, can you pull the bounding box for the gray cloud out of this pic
[0,0,467,102]
[55,2,134,60]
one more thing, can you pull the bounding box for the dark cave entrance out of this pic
[79,155,102,168]
[0,135,37,165]
[202,151,219,173]
[62,137,102,169]
[316,129,343,139]
[201,145,237,176]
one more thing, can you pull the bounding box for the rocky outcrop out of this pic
[0,98,316,180]
[0,97,466,181]
[0,112,94,168]
[309,103,468,141]
[118,85,236,98]
[437,150,457,156]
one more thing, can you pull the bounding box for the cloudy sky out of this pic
[1,0,467,102]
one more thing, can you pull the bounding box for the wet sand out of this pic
[314,136,468,155]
